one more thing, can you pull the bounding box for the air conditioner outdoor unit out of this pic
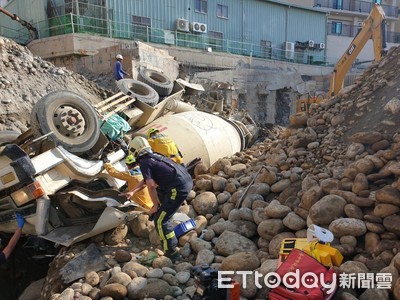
[176,18,189,32]
[191,22,207,33]
[319,42,326,49]
[284,42,295,60]
[308,40,315,48]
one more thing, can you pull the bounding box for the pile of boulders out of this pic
[40,126,400,300]
[39,47,400,299]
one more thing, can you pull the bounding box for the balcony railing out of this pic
[314,0,398,18]
[328,22,400,43]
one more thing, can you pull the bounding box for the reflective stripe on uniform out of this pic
[157,210,168,251]
[171,188,177,200]
[166,231,175,239]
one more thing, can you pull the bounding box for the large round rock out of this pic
[215,231,257,256]
[192,192,218,215]
[329,218,367,238]
[309,195,347,225]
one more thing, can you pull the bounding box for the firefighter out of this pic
[114,54,129,81]
[104,154,153,210]
[147,128,183,164]
[122,136,193,262]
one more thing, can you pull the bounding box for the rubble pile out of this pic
[1,34,400,299]
[0,37,112,133]
[39,47,400,300]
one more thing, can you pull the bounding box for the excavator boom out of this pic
[329,4,386,96]
[0,6,38,42]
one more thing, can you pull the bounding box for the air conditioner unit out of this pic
[284,42,295,60]
[319,42,326,49]
[176,18,189,32]
[308,40,315,48]
[191,22,207,33]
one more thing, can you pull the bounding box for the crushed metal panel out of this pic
[60,243,108,284]
[40,207,127,247]
[176,78,205,92]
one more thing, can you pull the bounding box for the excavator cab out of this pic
[296,93,326,114]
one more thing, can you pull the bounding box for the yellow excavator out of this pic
[290,3,387,126]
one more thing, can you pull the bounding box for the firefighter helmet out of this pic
[125,154,136,165]
[129,136,151,158]
[147,128,159,138]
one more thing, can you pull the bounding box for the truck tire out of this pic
[30,91,100,154]
[137,69,174,96]
[117,79,159,106]
[0,130,20,146]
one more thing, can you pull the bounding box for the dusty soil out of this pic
[0,37,112,134]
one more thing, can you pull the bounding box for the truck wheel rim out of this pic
[54,105,86,137]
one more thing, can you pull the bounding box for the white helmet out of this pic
[129,136,151,158]
[116,54,123,60]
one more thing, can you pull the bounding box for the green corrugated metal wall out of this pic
[0,0,327,59]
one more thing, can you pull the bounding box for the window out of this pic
[217,4,228,19]
[333,0,343,9]
[132,15,151,26]
[208,31,223,39]
[208,31,223,51]
[195,0,208,13]
[332,22,342,34]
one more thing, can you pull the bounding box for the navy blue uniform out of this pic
[114,60,128,81]
[0,252,5,265]
[138,152,193,254]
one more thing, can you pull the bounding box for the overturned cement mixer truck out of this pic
[0,72,258,248]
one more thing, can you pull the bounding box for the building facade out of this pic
[1,0,330,65]
[283,0,399,63]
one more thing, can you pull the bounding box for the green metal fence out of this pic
[28,13,341,67]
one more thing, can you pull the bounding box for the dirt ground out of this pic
[0,37,112,134]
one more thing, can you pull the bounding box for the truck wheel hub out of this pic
[54,106,86,137]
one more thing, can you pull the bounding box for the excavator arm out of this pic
[329,4,386,96]
[0,6,38,42]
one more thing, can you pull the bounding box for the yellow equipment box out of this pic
[278,238,343,268]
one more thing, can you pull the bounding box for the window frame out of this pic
[332,21,342,34]
[217,4,228,19]
[333,0,343,10]
[195,0,208,14]
[132,15,151,26]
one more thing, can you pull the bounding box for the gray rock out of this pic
[138,279,172,299]
[264,200,291,218]
[195,249,215,265]
[221,252,260,271]
[215,231,257,256]
[192,192,218,215]
[127,277,148,299]
[309,195,347,225]
[175,271,191,284]
[146,268,164,278]
[329,218,367,237]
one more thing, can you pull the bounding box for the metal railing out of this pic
[314,0,398,18]
[0,25,33,46]
[327,22,400,43]
[7,9,398,67]
[31,13,338,67]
